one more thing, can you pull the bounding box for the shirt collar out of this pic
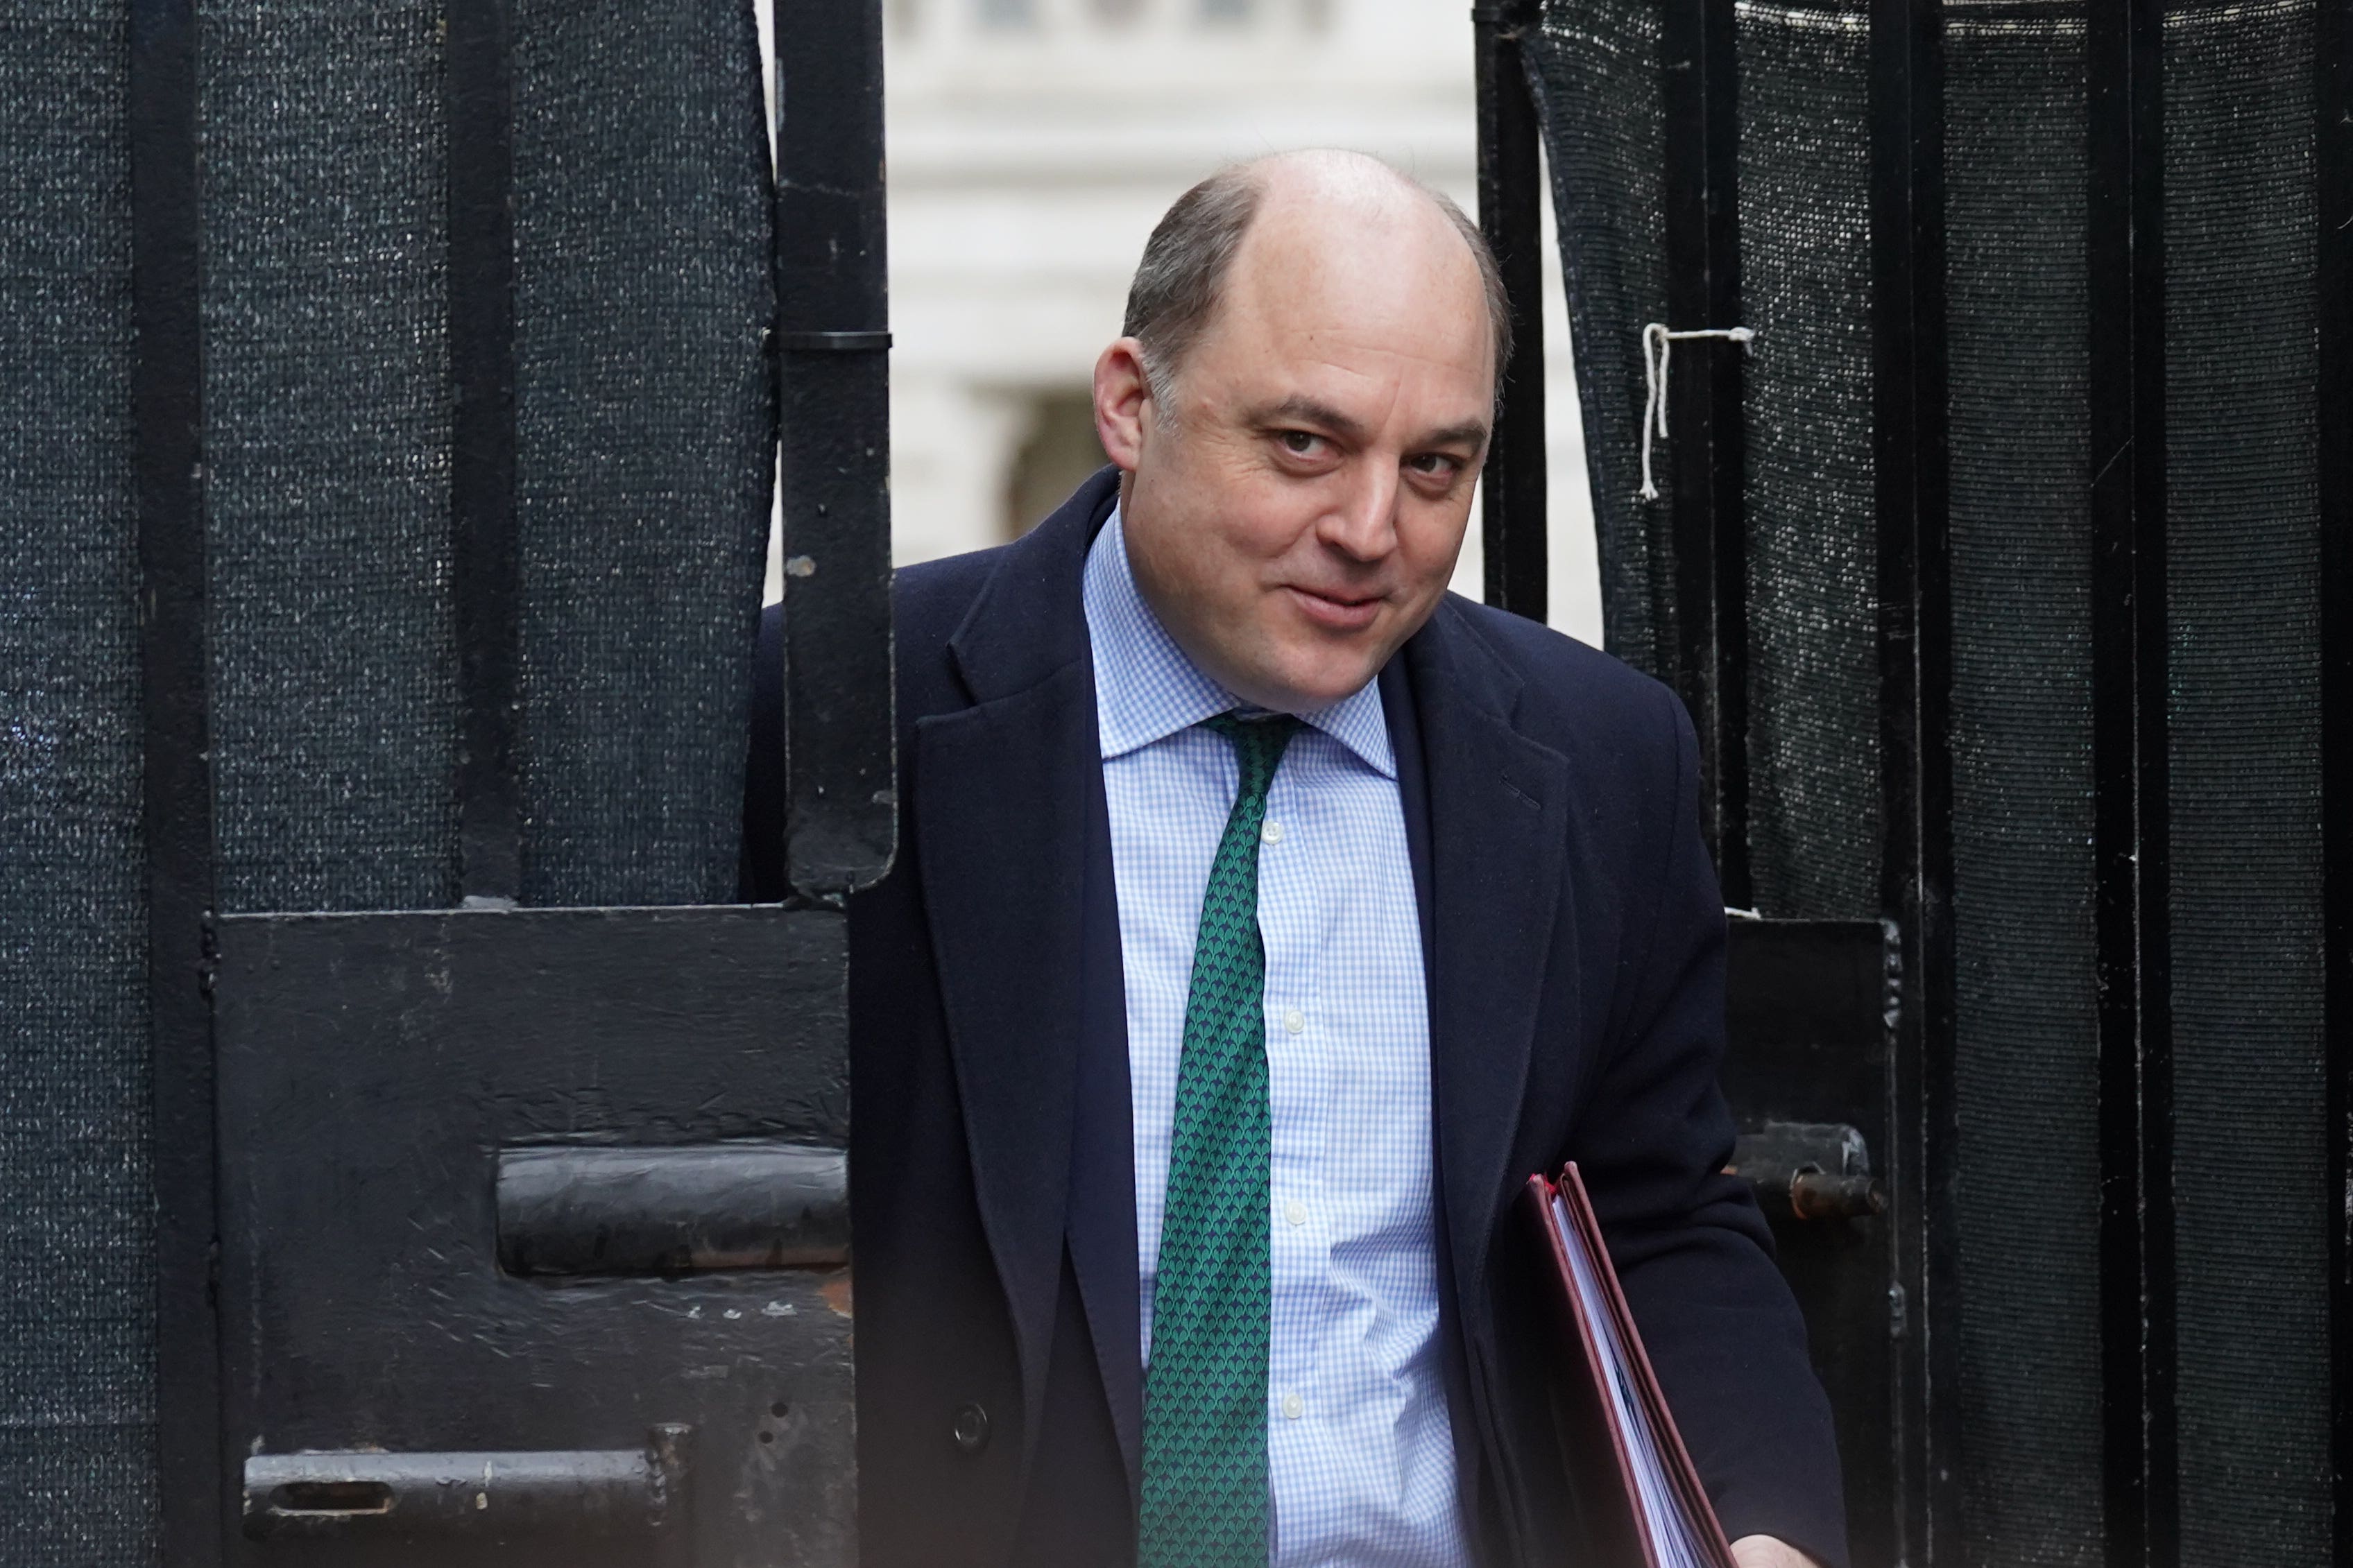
[1081,504,1396,778]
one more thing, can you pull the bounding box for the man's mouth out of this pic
[1282,583,1385,632]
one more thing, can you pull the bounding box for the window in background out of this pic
[1004,390,1111,539]
[978,0,1036,28]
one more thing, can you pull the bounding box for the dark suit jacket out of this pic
[742,467,1846,1568]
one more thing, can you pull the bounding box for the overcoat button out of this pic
[952,1402,991,1454]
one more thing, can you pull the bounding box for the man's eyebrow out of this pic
[1255,395,1370,444]
[1254,397,1490,453]
[1418,420,1491,451]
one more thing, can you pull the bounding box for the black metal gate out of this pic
[1478,0,2353,1563]
[6,1,890,1562]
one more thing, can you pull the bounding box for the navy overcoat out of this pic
[741,467,1846,1568]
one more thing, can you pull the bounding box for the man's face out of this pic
[1094,183,1494,714]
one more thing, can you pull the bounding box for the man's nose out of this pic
[1319,463,1401,562]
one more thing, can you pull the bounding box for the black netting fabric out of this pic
[1735,0,1877,917]
[513,0,774,907]
[200,0,459,913]
[1530,0,1879,915]
[1525,0,1676,676]
[201,0,774,913]
[0,3,156,1562]
[2163,1,2327,1561]
[1945,3,2105,1561]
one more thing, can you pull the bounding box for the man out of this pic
[742,150,1842,1568]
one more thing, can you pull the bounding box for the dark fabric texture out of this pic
[513,0,774,906]
[200,0,460,912]
[1529,0,1879,918]
[1734,0,1879,917]
[1944,6,2106,1562]
[2163,1,2327,1561]
[744,469,1847,1568]
[0,3,157,1560]
[202,0,771,913]
[1523,0,1676,675]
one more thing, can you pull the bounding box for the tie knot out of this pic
[1204,712,1299,802]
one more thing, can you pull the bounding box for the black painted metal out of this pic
[2086,0,2176,1560]
[1867,0,1949,1561]
[214,906,855,1568]
[1659,0,1747,904]
[1730,1122,1884,1224]
[773,0,897,899]
[2320,0,2353,1549]
[242,1433,689,1549]
[1473,0,1548,623]
[1719,918,1900,1565]
[496,1144,850,1277]
[448,0,522,905]
[130,0,220,1559]
[776,331,893,353]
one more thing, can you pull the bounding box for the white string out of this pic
[1637,322,1756,501]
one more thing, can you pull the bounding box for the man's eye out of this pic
[1408,454,1462,477]
[1280,431,1321,456]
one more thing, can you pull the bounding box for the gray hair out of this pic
[1120,158,1514,410]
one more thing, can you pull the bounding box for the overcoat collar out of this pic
[1394,597,1574,1554]
[916,470,1128,1483]
[1396,597,1573,1323]
[918,468,1575,1518]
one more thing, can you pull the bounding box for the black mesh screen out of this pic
[200,0,460,913]
[1524,0,1676,677]
[513,0,775,908]
[2163,1,2328,1560]
[200,0,773,913]
[1530,0,1879,915]
[1734,0,1878,917]
[1945,6,2106,1560]
[0,6,156,1561]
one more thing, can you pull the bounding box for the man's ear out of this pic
[1093,338,1153,473]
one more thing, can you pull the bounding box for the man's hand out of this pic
[1729,1535,1824,1568]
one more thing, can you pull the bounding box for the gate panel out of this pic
[214,906,853,1568]
[1720,920,1897,1568]
[1944,6,2104,1562]
[200,0,460,914]
[1736,0,1880,920]
[2163,1,2327,1558]
[513,0,776,908]
[1523,0,1676,671]
[0,3,151,1561]
[1525,0,2353,1558]
[4,0,876,1560]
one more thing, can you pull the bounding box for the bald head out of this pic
[1120,150,1510,408]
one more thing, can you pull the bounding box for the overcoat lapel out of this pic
[914,474,1128,1468]
[1403,602,1575,1368]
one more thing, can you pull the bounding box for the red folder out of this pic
[1521,1162,1738,1568]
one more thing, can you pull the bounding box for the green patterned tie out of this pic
[1139,712,1299,1568]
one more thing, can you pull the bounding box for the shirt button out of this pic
[1282,1008,1305,1034]
[1281,1392,1304,1420]
[1261,819,1284,845]
[1283,1200,1308,1227]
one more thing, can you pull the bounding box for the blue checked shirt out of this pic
[1084,509,1475,1567]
